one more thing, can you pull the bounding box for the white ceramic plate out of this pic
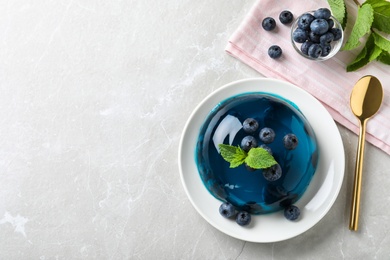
[178,78,345,243]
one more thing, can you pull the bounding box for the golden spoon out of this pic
[349,75,383,231]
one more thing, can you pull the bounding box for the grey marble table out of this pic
[1,0,389,259]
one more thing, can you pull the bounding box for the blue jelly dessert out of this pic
[195,92,318,214]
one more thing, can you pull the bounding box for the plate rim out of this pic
[178,77,345,243]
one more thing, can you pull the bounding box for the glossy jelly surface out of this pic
[195,92,318,214]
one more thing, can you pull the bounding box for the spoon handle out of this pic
[349,119,367,231]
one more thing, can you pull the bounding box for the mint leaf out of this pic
[327,0,347,29]
[218,144,247,168]
[347,33,375,72]
[373,32,390,53]
[363,0,388,7]
[369,45,383,61]
[378,51,390,65]
[245,147,277,169]
[343,4,374,50]
[370,2,390,33]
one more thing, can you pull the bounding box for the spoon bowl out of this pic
[349,75,383,231]
[350,76,383,120]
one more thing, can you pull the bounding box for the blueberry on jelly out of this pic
[241,136,258,152]
[262,17,276,31]
[310,19,329,35]
[260,144,272,155]
[297,13,315,30]
[279,10,293,24]
[308,44,323,58]
[292,28,308,43]
[283,133,299,150]
[314,8,331,20]
[262,164,282,181]
[245,164,257,172]
[236,211,251,226]
[243,118,259,133]
[268,45,282,59]
[259,127,275,144]
[284,205,300,221]
[219,202,236,219]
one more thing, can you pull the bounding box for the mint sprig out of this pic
[327,0,390,71]
[327,0,348,29]
[343,4,374,51]
[218,144,247,168]
[218,144,277,169]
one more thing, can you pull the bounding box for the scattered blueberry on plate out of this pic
[236,211,251,226]
[219,202,236,219]
[284,205,301,221]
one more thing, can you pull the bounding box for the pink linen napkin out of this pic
[226,0,390,155]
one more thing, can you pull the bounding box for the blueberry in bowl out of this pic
[291,8,344,61]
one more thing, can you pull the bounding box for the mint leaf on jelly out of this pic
[245,147,277,170]
[218,144,247,168]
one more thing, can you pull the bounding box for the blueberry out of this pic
[321,44,332,57]
[320,32,334,45]
[268,45,282,59]
[260,144,272,155]
[283,133,299,150]
[309,31,321,43]
[327,18,334,29]
[331,28,342,41]
[279,10,293,24]
[262,163,282,181]
[262,17,276,31]
[219,202,236,219]
[284,205,300,221]
[235,211,251,226]
[308,43,322,58]
[243,118,259,133]
[245,164,257,172]
[310,19,329,35]
[292,28,308,43]
[241,136,258,152]
[314,8,331,20]
[297,13,314,30]
[300,41,313,55]
[259,127,275,143]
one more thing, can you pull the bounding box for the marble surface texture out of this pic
[1,0,389,259]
